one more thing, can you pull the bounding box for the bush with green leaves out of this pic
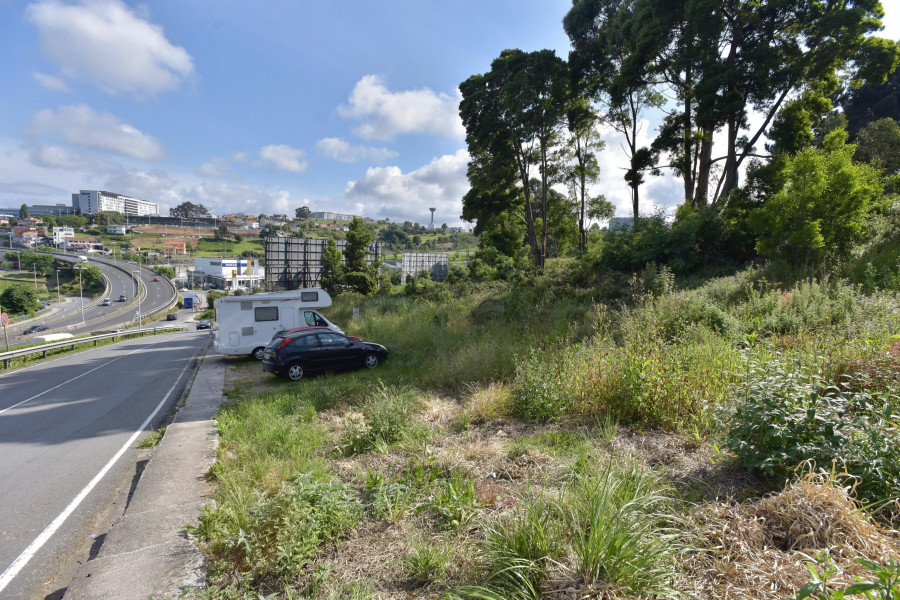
[0,283,40,315]
[723,351,900,506]
[340,384,420,455]
[201,475,362,585]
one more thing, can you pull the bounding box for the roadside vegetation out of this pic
[195,261,900,599]
[189,1,900,597]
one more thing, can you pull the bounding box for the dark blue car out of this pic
[261,326,387,381]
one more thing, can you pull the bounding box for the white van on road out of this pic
[213,288,342,360]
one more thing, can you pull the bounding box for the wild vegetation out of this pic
[194,262,900,599]
[187,1,900,598]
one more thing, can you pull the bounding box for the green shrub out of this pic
[340,384,420,455]
[723,351,900,506]
[202,475,362,584]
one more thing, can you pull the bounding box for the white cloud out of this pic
[104,168,177,200]
[592,121,682,220]
[338,75,464,141]
[258,144,308,173]
[344,148,469,225]
[0,181,67,196]
[315,137,398,163]
[28,104,164,161]
[183,181,298,216]
[27,143,120,171]
[33,72,71,93]
[26,0,193,97]
[196,156,242,179]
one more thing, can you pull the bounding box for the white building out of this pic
[106,225,127,235]
[309,211,355,221]
[71,190,159,217]
[190,257,265,290]
[53,226,75,246]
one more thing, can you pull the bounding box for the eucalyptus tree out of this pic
[565,96,605,250]
[460,49,570,269]
[565,0,664,225]
[567,0,898,208]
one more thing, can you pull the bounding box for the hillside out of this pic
[195,267,900,599]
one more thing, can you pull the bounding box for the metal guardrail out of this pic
[0,325,188,370]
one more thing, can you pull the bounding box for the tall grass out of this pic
[449,460,682,599]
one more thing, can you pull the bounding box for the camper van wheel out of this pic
[363,353,379,369]
[251,346,265,360]
[286,362,305,381]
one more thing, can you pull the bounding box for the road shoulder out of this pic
[63,346,224,600]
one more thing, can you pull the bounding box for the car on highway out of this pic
[22,324,49,335]
[153,277,160,282]
[100,298,112,306]
[119,294,127,302]
[166,313,178,321]
[261,327,387,381]
[196,319,212,330]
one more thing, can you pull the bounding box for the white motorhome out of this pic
[213,288,342,360]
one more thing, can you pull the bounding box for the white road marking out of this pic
[0,350,198,593]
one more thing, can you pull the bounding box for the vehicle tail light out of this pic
[276,337,291,349]
[350,336,361,341]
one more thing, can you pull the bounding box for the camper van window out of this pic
[255,307,278,321]
[240,301,252,311]
[300,291,319,303]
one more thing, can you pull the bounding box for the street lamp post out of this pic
[55,269,61,307]
[78,266,85,325]
[138,254,143,328]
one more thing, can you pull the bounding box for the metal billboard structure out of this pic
[401,252,448,284]
[264,237,382,291]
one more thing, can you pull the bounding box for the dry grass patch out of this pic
[686,474,900,599]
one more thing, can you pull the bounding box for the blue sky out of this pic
[1,1,898,227]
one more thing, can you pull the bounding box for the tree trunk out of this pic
[693,129,713,206]
[682,68,695,204]
[720,117,740,202]
[632,183,639,227]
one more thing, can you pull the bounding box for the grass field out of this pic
[194,269,900,599]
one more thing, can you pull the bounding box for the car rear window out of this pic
[267,336,285,349]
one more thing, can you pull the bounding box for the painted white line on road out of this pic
[0,335,179,413]
[0,350,198,594]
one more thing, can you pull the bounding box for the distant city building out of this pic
[309,211,355,221]
[54,226,75,246]
[190,258,265,290]
[0,203,77,217]
[71,190,159,217]
[106,225,128,235]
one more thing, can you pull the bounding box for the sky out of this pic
[1,1,898,228]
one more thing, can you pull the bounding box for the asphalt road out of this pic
[5,255,177,344]
[0,328,210,599]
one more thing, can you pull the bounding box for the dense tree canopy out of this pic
[170,202,210,219]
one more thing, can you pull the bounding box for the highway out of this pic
[0,327,210,599]
[5,254,178,343]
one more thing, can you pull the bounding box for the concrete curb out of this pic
[64,346,224,600]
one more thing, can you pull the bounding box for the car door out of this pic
[284,333,323,368]
[315,332,356,369]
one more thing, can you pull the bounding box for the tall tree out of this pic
[319,238,344,295]
[295,206,312,220]
[565,0,663,224]
[565,95,605,250]
[19,204,29,219]
[460,49,570,269]
[169,202,210,219]
[568,0,899,207]
[344,217,378,295]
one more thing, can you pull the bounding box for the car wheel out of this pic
[285,362,304,381]
[363,353,379,369]
[251,346,265,361]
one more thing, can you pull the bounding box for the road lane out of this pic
[0,330,210,599]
